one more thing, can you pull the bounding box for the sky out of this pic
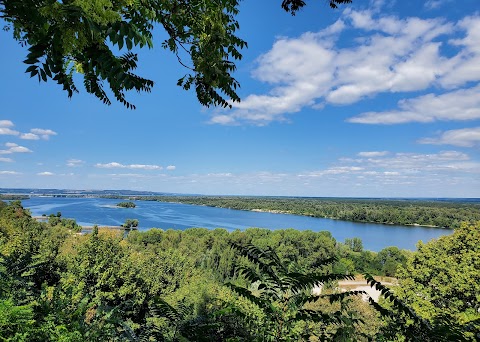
[0,0,479,197]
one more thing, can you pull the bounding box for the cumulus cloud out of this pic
[0,142,33,154]
[0,170,20,175]
[209,11,480,125]
[66,159,85,167]
[108,173,147,178]
[0,157,13,162]
[0,120,19,135]
[299,166,365,177]
[37,172,54,176]
[0,127,19,135]
[20,133,40,140]
[0,121,57,140]
[0,120,14,127]
[419,127,480,147]
[424,0,452,10]
[296,150,480,193]
[30,128,57,140]
[341,150,476,173]
[95,162,163,170]
[357,151,389,157]
[348,85,480,124]
[166,165,176,171]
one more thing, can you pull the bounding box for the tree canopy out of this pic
[1,200,478,340]
[1,0,352,109]
[396,221,480,332]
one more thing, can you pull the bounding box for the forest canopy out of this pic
[0,200,478,340]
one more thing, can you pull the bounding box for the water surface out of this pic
[23,197,451,251]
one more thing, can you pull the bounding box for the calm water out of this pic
[23,197,452,251]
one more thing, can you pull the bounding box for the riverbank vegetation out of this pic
[0,200,478,340]
[122,218,139,230]
[105,195,480,229]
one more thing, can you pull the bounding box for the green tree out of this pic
[122,218,139,229]
[1,0,351,109]
[394,222,480,340]
[225,242,364,341]
[345,237,363,252]
[375,246,407,277]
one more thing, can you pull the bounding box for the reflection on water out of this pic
[23,197,452,252]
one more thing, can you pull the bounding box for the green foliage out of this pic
[394,221,480,340]
[1,0,246,109]
[122,218,139,229]
[345,237,363,252]
[117,201,136,208]
[1,1,353,108]
[0,299,35,341]
[364,275,475,341]
[1,200,478,341]
[225,242,363,341]
[375,246,407,277]
[48,214,82,232]
[281,0,352,15]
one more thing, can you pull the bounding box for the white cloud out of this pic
[357,151,389,157]
[20,133,40,140]
[129,164,163,170]
[299,166,364,177]
[7,144,32,153]
[0,127,19,135]
[95,162,124,169]
[108,173,147,178]
[37,172,54,176]
[419,127,480,147]
[344,150,475,173]
[66,159,85,167]
[0,170,20,175]
[166,165,176,171]
[0,121,56,140]
[30,128,57,140]
[0,120,19,135]
[348,85,480,124]
[0,142,33,154]
[0,157,13,162]
[0,120,14,127]
[95,162,163,170]
[294,150,480,195]
[424,0,451,10]
[210,12,480,125]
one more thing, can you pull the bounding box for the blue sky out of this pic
[1,0,479,197]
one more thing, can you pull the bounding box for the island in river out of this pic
[116,201,136,208]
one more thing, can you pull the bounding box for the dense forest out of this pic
[0,200,478,341]
[103,196,480,229]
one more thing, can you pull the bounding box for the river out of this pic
[22,197,451,251]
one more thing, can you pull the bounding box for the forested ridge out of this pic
[102,196,480,229]
[1,200,479,340]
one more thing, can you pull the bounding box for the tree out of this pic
[394,222,480,340]
[225,242,364,341]
[281,0,353,14]
[344,237,363,252]
[122,218,139,229]
[1,0,351,109]
[375,246,407,277]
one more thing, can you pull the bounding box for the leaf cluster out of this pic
[1,0,247,109]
